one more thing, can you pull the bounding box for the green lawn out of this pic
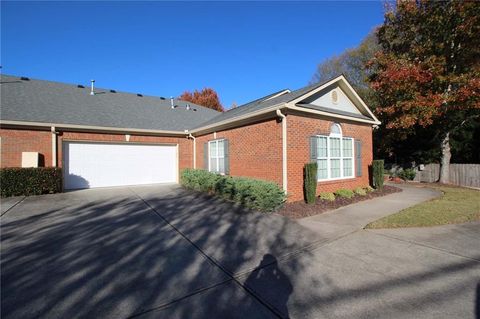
[366,185,480,229]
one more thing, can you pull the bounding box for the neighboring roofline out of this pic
[0,120,187,136]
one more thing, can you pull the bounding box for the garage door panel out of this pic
[64,142,177,189]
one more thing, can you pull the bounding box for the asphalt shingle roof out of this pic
[0,75,220,132]
[191,80,333,129]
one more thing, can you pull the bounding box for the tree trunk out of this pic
[439,132,451,184]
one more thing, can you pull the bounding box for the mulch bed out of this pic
[276,185,402,219]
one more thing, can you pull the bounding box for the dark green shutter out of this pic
[310,136,318,163]
[203,142,208,170]
[355,139,362,177]
[223,139,230,175]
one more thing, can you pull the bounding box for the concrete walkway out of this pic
[298,183,441,237]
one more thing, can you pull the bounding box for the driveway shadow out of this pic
[0,186,315,319]
[244,254,293,318]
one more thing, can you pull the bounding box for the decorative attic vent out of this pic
[110,89,117,93]
[20,77,30,81]
[137,93,143,97]
[331,90,339,104]
[77,84,85,88]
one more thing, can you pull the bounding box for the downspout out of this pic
[188,133,196,169]
[276,109,287,193]
[51,126,58,167]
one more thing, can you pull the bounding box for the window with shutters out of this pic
[313,123,354,181]
[208,139,226,174]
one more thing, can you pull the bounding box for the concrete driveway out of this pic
[1,184,479,318]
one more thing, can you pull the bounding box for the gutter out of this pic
[276,109,288,193]
[188,133,196,169]
[51,126,59,167]
[189,103,285,134]
[285,105,381,125]
[0,120,186,136]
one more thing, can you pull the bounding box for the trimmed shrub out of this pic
[1,167,63,197]
[364,186,375,193]
[334,189,354,199]
[180,169,286,213]
[319,192,335,202]
[371,160,384,189]
[180,168,221,193]
[397,168,416,181]
[304,163,318,204]
[354,187,367,196]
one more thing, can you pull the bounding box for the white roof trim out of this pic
[286,75,381,124]
[263,89,291,101]
[286,105,380,125]
[0,120,186,135]
[190,103,284,134]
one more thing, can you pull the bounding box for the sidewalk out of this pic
[298,183,441,236]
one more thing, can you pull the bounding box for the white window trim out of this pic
[208,139,225,174]
[315,128,355,182]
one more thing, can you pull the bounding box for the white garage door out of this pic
[63,142,177,189]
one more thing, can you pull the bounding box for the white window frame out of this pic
[315,124,355,181]
[208,139,225,174]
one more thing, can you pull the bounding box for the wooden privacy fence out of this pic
[414,163,480,188]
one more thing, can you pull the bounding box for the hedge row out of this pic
[1,167,63,197]
[180,169,286,213]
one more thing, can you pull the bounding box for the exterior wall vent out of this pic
[331,90,339,104]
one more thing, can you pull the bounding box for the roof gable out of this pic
[286,75,380,124]
[299,84,361,115]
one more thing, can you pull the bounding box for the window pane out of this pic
[331,123,341,135]
[317,136,327,157]
[210,141,217,157]
[218,140,224,157]
[330,138,341,157]
[343,138,353,157]
[218,158,225,174]
[343,159,352,177]
[210,157,218,172]
[317,159,328,180]
[330,159,340,178]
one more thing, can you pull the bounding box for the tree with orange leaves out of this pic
[368,0,480,183]
[179,88,224,112]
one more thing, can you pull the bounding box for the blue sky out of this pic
[1,1,384,109]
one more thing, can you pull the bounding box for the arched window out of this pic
[330,123,342,136]
[311,123,354,180]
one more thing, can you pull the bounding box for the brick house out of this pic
[0,74,380,202]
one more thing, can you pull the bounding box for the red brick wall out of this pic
[0,128,53,168]
[287,114,373,201]
[0,128,193,173]
[195,119,283,186]
[2,114,373,202]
